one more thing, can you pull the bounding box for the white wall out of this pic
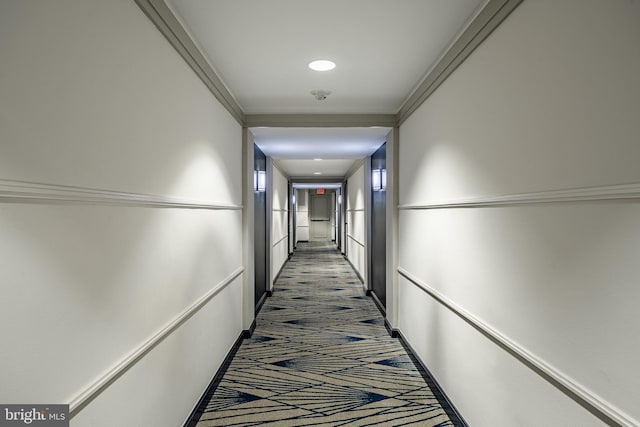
[330,190,337,241]
[242,129,256,332]
[296,189,310,242]
[398,0,640,425]
[270,164,289,285]
[346,164,367,285]
[0,1,243,426]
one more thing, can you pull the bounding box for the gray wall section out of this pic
[254,144,267,307]
[370,143,387,308]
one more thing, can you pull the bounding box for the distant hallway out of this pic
[189,242,463,426]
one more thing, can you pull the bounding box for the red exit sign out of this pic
[317,188,325,194]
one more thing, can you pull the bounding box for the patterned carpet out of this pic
[192,242,461,426]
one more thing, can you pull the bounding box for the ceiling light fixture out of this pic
[314,172,322,175]
[314,158,323,161]
[308,60,336,71]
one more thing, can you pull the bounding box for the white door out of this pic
[309,194,330,241]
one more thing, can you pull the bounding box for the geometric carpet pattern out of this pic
[193,242,460,426]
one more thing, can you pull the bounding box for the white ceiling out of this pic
[252,127,389,177]
[165,0,487,177]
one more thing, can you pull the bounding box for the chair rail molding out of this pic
[397,267,638,427]
[0,179,242,210]
[68,267,244,418]
[398,182,640,210]
[346,234,365,247]
[272,234,289,247]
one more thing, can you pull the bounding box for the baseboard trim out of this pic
[369,290,386,317]
[242,320,257,339]
[398,267,638,427]
[183,331,245,427]
[367,291,395,338]
[255,292,268,315]
[345,256,364,284]
[271,258,288,287]
[384,319,397,338]
[69,267,244,418]
[395,330,468,427]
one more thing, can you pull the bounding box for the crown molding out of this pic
[345,158,366,180]
[397,0,524,125]
[135,0,522,129]
[244,114,397,128]
[134,0,244,124]
[270,159,289,178]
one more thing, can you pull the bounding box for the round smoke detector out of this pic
[310,89,331,101]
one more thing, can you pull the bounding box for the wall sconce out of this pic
[337,195,342,204]
[372,168,387,191]
[254,170,266,192]
[292,193,296,204]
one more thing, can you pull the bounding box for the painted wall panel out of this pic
[347,211,366,246]
[296,189,310,242]
[398,0,640,425]
[271,164,289,283]
[398,275,601,427]
[0,0,241,204]
[346,164,366,284]
[71,275,241,427]
[399,0,640,207]
[0,1,242,426]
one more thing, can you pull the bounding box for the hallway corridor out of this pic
[189,242,462,426]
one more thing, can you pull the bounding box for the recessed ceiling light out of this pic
[309,60,336,71]
[314,172,322,175]
[314,158,323,161]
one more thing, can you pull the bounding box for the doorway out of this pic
[309,193,331,241]
[254,144,268,310]
[370,142,387,309]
